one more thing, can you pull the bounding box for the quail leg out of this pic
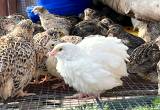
[46,77,61,82]
[95,97,104,110]
[38,75,49,84]
[68,93,94,99]
[16,90,36,97]
[30,75,49,84]
[51,79,69,90]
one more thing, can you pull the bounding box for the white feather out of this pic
[46,56,61,78]
[55,35,129,95]
[78,35,129,77]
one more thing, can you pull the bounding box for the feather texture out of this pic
[32,6,72,35]
[51,35,129,95]
[0,19,36,100]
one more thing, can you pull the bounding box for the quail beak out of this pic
[48,49,57,56]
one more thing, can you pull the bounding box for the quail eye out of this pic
[51,44,55,47]
[59,48,63,51]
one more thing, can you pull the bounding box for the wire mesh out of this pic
[0,73,158,110]
[17,0,36,16]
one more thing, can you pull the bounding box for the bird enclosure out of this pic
[0,73,158,110]
[0,0,160,110]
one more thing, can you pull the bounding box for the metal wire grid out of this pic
[106,96,156,110]
[16,0,36,16]
[0,73,158,110]
[104,73,157,97]
[0,95,158,110]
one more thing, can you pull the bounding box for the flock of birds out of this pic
[0,6,160,110]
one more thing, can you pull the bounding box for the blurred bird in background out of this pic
[128,38,160,83]
[131,18,160,42]
[32,6,73,35]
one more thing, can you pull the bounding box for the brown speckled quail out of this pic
[83,8,104,20]
[71,19,100,38]
[128,39,160,83]
[0,14,25,36]
[97,18,114,35]
[32,23,45,35]
[71,18,112,38]
[72,7,114,38]
[32,6,73,35]
[7,14,45,35]
[33,29,65,84]
[7,14,25,22]
[0,19,36,102]
[60,35,82,44]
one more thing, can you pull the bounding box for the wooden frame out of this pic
[0,0,17,16]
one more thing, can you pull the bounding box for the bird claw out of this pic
[51,82,68,90]
[38,75,48,84]
[16,90,36,97]
[68,93,93,99]
[47,77,60,82]
[29,75,49,84]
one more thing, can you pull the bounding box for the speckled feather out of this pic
[0,19,36,100]
[0,14,25,36]
[32,6,73,35]
[71,18,110,38]
[34,29,64,47]
[127,41,160,83]
[83,8,105,21]
[33,29,64,79]
[60,35,82,44]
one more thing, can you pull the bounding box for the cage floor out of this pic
[0,73,158,110]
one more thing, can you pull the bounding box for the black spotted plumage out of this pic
[71,19,100,38]
[0,19,36,101]
[128,40,160,82]
[33,29,65,83]
[71,18,111,38]
[0,14,25,36]
[32,6,73,35]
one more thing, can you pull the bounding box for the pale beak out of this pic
[48,50,57,56]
